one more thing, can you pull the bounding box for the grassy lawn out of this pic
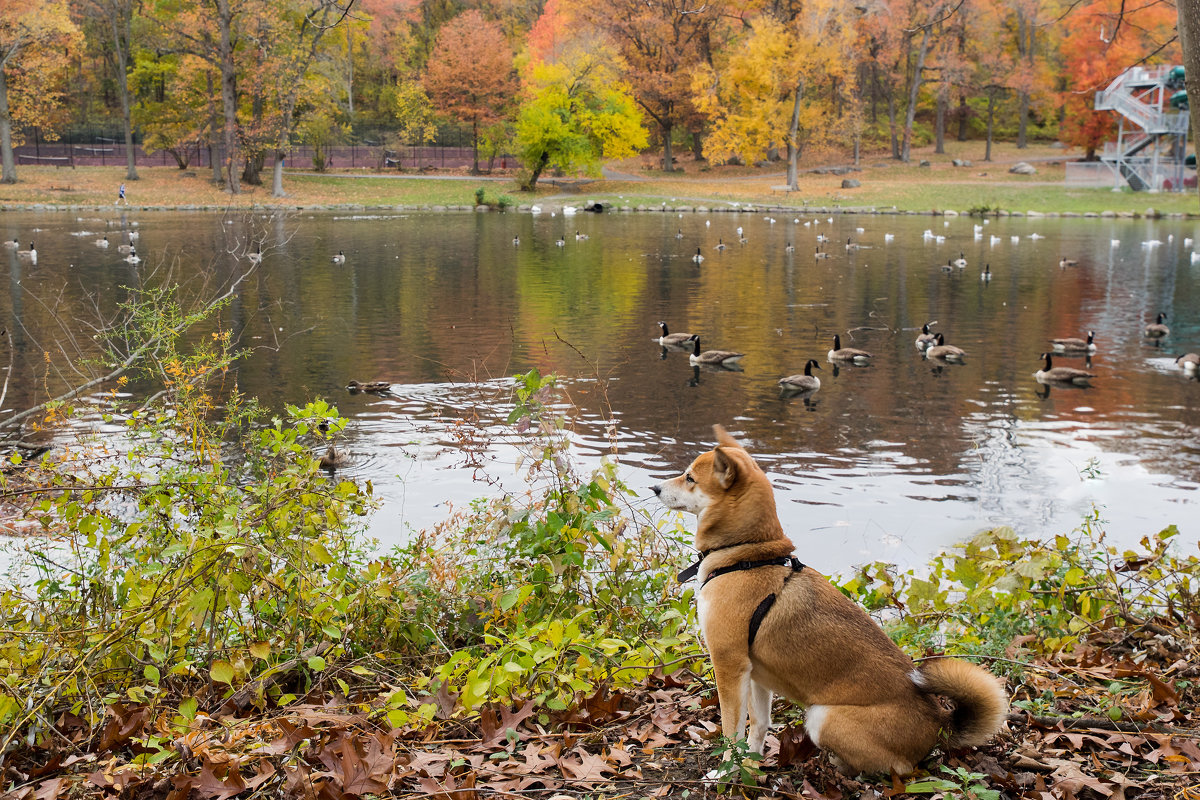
[1,138,1197,215]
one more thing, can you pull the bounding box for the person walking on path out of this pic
[117,183,127,205]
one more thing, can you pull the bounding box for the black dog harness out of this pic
[678,549,806,648]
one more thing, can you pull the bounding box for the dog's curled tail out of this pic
[915,658,1008,748]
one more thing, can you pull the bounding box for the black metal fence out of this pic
[12,128,514,171]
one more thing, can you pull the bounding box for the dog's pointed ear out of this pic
[712,447,738,488]
[713,424,745,450]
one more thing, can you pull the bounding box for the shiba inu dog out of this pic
[652,426,1007,776]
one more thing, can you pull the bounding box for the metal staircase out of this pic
[1094,66,1190,191]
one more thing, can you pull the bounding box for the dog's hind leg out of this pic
[747,680,773,756]
[805,704,923,776]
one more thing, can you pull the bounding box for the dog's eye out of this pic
[685,474,695,484]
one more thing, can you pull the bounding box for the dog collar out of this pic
[677,551,805,585]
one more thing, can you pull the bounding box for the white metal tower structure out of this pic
[1094,65,1190,191]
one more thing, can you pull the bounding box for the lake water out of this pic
[3,208,1199,570]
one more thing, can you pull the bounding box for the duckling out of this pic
[248,243,263,263]
[318,444,350,470]
[778,359,821,392]
[953,252,967,268]
[1059,257,1079,268]
[124,247,140,264]
[675,228,684,239]
[914,323,937,351]
[1176,352,1199,373]
[981,263,991,282]
[346,380,391,394]
[714,239,726,251]
[784,242,795,253]
[828,334,872,364]
[924,332,966,362]
[688,335,744,367]
[1051,331,1096,353]
[512,235,520,246]
[656,321,693,347]
[95,236,110,248]
[1034,352,1095,385]
[692,247,705,264]
[331,250,346,264]
[1144,312,1170,338]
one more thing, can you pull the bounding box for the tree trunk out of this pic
[662,122,673,172]
[471,119,479,174]
[272,149,285,196]
[900,26,931,163]
[984,89,996,162]
[1177,0,1200,206]
[523,149,550,191]
[957,94,969,141]
[217,0,239,194]
[935,89,946,154]
[242,151,263,185]
[787,82,803,191]
[887,87,900,159]
[0,66,16,184]
[107,1,139,181]
[691,130,704,161]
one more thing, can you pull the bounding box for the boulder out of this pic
[841,178,861,188]
[952,159,972,167]
[1009,161,1037,175]
[919,160,931,167]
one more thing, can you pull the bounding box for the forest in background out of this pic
[0,0,1188,195]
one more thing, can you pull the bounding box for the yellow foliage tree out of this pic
[0,0,81,183]
[692,4,859,190]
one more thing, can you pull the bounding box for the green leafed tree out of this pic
[515,44,647,191]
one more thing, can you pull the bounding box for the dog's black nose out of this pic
[651,484,662,496]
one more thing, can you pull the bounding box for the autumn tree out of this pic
[570,0,723,171]
[77,0,140,180]
[692,4,858,189]
[0,0,80,183]
[515,41,647,190]
[1181,0,1200,204]
[424,10,516,174]
[130,51,213,169]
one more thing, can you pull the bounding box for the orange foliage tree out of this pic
[424,9,516,174]
[0,0,81,183]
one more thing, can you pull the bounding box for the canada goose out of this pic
[2,238,17,248]
[16,242,36,260]
[692,248,705,264]
[117,242,134,253]
[884,233,894,242]
[128,230,139,241]
[95,236,110,248]
[575,231,588,240]
[1035,352,1095,385]
[981,264,991,282]
[914,323,937,351]
[1059,257,1079,268]
[1144,313,1170,338]
[1051,331,1096,353]
[555,236,566,247]
[512,236,520,246]
[688,335,744,366]
[846,238,860,251]
[675,229,684,239]
[715,239,726,251]
[332,250,346,264]
[346,380,391,394]
[816,233,829,243]
[738,234,748,245]
[1176,353,1199,373]
[924,332,966,362]
[779,359,821,392]
[248,243,263,263]
[953,252,967,268]
[318,444,350,470]
[939,260,954,272]
[828,334,872,364]
[814,247,831,259]
[784,242,795,253]
[736,226,743,237]
[656,321,693,347]
[124,248,140,264]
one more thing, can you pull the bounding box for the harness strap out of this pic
[748,594,777,648]
[702,555,805,586]
[676,543,743,583]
